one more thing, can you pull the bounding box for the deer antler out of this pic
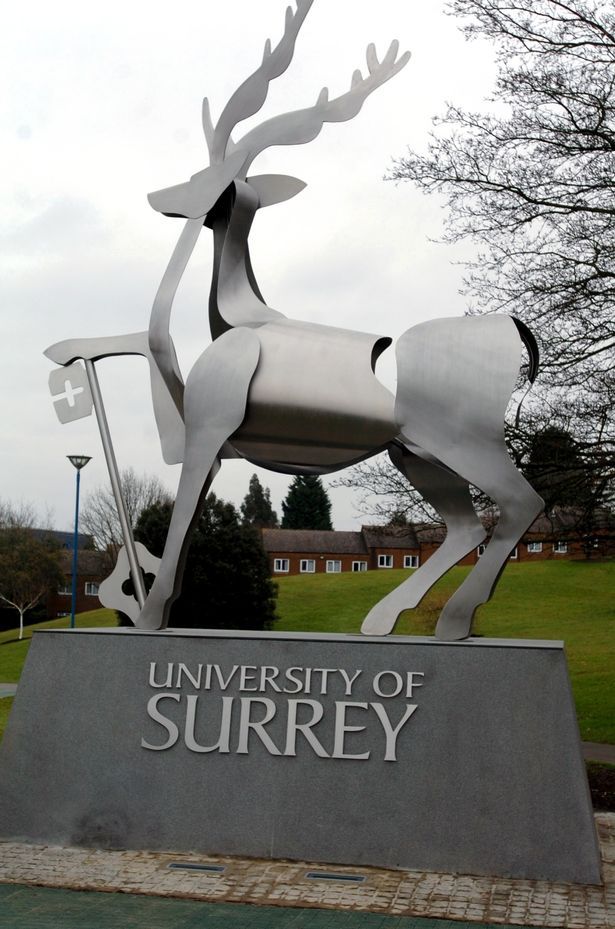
[207,0,315,164]
[231,41,411,174]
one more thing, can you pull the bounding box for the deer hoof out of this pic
[435,606,473,641]
[361,605,398,637]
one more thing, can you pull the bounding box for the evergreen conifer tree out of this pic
[133,494,277,630]
[240,473,278,528]
[281,476,333,530]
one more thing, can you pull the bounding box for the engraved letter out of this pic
[373,671,403,698]
[371,702,417,762]
[184,695,233,753]
[141,693,180,750]
[260,665,281,693]
[236,697,281,755]
[284,699,329,757]
[175,663,203,689]
[406,672,424,698]
[313,668,336,694]
[339,669,362,696]
[213,664,239,690]
[239,665,258,691]
[332,702,370,760]
[283,667,305,694]
[149,662,173,688]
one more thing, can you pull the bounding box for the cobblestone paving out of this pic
[0,813,612,929]
[0,884,539,929]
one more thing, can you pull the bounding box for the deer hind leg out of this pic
[136,328,260,630]
[390,314,543,641]
[434,448,542,639]
[361,443,486,636]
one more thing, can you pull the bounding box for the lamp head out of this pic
[67,455,91,471]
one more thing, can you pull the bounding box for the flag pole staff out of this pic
[83,359,147,609]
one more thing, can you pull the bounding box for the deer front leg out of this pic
[136,328,260,630]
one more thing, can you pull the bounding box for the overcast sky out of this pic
[1,0,496,533]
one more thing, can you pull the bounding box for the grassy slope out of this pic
[0,609,116,681]
[275,560,615,742]
[0,698,14,735]
[0,562,612,741]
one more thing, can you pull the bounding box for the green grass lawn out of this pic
[0,609,116,682]
[0,562,612,741]
[279,560,615,742]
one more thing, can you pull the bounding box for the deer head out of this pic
[147,0,410,220]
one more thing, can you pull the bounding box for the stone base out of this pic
[0,628,602,884]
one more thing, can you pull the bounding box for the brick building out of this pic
[420,507,615,566]
[46,548,107,618]
[0,529,107,630]
[261,527,420,576]
[262,508,614,577]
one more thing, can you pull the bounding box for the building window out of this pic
[58,585,71,596]
[527,542,543,554]
[477,544,486,557]
[509,547,518,560]
[378,554,393,568]
[326,560,342,573]
[300,559,315,573]
[84,582,99,596]
[352,561,367,572]
[274,558,289,573]
[553,542,568,554]
[403,555,419,569]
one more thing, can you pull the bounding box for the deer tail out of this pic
[511,317,539,383]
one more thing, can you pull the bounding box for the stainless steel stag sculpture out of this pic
[45,0,543,640]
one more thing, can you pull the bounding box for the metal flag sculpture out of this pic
[45,0,543,640]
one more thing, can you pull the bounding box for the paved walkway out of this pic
[0,684,17,698]
[0,813,613,929]
[0,884,544,929]
[584,743,615,765]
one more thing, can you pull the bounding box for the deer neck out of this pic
[209,180,284,340]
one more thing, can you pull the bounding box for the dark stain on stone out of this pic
[71,809,130,850]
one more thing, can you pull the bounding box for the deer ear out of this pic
[248,174,307,207]
[148,152,248,218]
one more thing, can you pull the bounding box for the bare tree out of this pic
[335,454,441,526]
[81,469,172,566]
[338,399,613,538]
[0,500,37,530]
[0,502,62,639]
[389,0,614,480]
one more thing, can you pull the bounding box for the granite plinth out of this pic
[0,628,601,884]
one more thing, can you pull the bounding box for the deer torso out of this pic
[208,183,397,469]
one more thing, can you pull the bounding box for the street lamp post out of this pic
[68,455,91,629]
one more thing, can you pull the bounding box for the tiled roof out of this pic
[33,528,93,549]
[525,507,615,538]
[414,523,447,544]
[361,526,419,549]
[59,550,108,576]
[261,526,421,553]
[261,529,367,554]
[417,507,615,543]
